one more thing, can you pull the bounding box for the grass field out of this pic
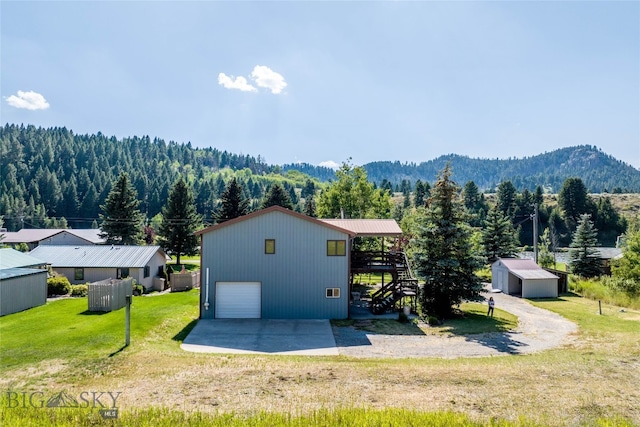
[1,291,639,426]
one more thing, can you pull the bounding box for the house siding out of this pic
[522,279,558,298]
[0,270,47,316]
[200,210,350,319]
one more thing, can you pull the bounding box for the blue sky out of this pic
[2,1,639,169]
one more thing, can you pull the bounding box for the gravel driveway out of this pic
[333,291,578,358]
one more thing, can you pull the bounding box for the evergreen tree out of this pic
[496,180,518,219]
[214,177,249,223]
[303,196,317,217]
[538,227,555,268]
[558,177,593,231]
[414,179,427,208]
[412,164,484,318]
[261,183,294,210]
[481,204,519,263]
[612,225,640,284]
[157,178,201,265]
[99,172,144,245]
[568,214,601,278]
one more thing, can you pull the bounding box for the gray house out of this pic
[196,206,357,319]
[29,245,168,290]
[492,258,559,298]
[2,228,105,250]
[0,248,48,316]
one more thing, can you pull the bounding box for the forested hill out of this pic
[289,146,640,193]
[1,124,639,232]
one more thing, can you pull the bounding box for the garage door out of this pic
[215,282,261,318]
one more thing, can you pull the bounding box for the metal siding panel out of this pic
[0,271,47,316]
[201,210,349,319]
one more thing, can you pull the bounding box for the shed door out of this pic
[215,282,261,318]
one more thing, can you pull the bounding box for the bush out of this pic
[47,276,71,296]
[70,284,88,297]
[132,283,144,296]
[427,316,440,326]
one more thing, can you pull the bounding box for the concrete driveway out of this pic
[181,319,338,356]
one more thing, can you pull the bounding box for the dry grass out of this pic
[2,295,639,426]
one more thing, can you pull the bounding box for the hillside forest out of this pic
[0,124,635,249]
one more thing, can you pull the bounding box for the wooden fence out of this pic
[170,270,200,292]
[88,278,132,312]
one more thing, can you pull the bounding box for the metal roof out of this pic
[1,228,105,244]
[495,258,559,280]
[29,245,165,268]
[0,267,47,281]
[196,206,357,237]
[319,219,403,237]
[0,248,47,269]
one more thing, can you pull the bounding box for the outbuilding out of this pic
[0,248,48,316]
[491,258,559,298]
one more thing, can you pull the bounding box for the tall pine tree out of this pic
[157,178,201,265]
[261,183,294,210]
[568,213,601,278]
[481,204,519,263]
[99,172,144,245]
[412,164,484,318]
[214,177,249,223]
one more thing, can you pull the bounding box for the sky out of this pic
[2,1,639,169]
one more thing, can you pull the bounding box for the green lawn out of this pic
[0,290,200,371]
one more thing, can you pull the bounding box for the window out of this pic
[74,268,84,281]
[325,288,341,298]
[265,239,275,254]
[327,240,346,256]
[144,266,150,278]
[117,268,130,279]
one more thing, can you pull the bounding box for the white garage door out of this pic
[215,282,261,318]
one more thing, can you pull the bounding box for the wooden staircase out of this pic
[368,252,418,315]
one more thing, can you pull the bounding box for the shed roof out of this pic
[29,245,166,268]
[0,248,47,269]
[195,206,357,237]
[494,258,559,280]
[1,228,105,244]
[319,219,402,237]
[0,267,47,281]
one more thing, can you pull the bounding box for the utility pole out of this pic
[533,203,539,264]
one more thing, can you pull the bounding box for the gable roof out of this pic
[319,219,402,237]
[0,248,47,269]
[195,206,357,237]
[29,245,166,268]
[494,258,559,280]
[1,228,105,244]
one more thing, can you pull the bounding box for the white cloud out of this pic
[319,160,340,170]
[6,90,50,110]
[218,73,257,92]
[251,65,287,94]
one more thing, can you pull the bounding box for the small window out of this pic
[327,240,346,256]
[265,239,275,254]
[144,266,150,278]
[117,268,130,279]
[326,288,341,298]
[74,268,84,281]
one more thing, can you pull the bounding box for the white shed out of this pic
[491,258,559,298]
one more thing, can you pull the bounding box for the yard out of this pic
[1,290,639,426]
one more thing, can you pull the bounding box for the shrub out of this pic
[70,284,88,297]
[427,316,440,326]
[132,283,144,296]
[47,276,71,296]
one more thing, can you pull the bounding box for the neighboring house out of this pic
[593,247,623,275]
[0,248,48,316]
[196,206,405,320]
[1,229,105,250]
[492,258,559,298]
[29,245,167,290]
